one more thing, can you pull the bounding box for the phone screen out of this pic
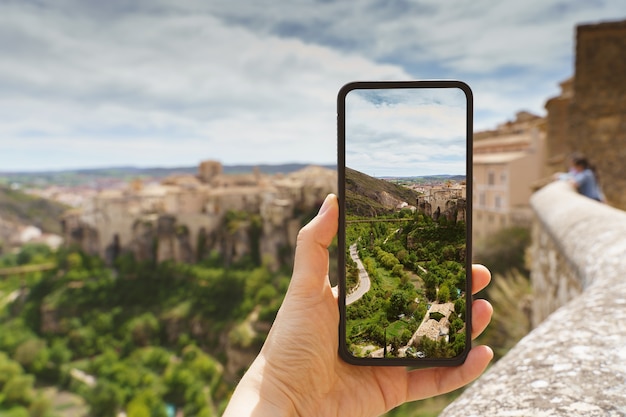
[337,81,472,366]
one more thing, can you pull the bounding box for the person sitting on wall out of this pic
[564,153,605,202]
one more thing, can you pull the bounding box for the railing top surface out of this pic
[531,180,626,289]
[441,181,626,417]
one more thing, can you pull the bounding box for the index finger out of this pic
[471,264,491,294]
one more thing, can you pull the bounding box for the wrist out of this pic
[223,354,296,417]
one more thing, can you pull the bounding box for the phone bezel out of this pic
[337,80,474,367]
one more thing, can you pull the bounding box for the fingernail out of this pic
[318,194,334,215]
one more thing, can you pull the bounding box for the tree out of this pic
[16,243,51,266]
[454,298,466,319]
[28,395,52,417]
[13,338,49,375]
[473,226,530,276]
[127,313,160,347]
[2,374,35,406]
[437,284,451,303]
[127,390,168,417]
[86,380,124,417]
[391,263,405,278]
[387,290,409,319]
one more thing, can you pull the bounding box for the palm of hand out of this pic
[224,195,492,417]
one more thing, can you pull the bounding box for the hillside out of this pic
[345,167,422,217]
[0,163,336,188]
[0,186,68,235]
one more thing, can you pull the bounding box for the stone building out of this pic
[543,19,626,209]
[472,112,546,242]
[416,186,466,224]
[62,160,337,268]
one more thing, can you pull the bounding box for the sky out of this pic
[344,84,467,176]
[0,0,624,172]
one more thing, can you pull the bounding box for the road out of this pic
[0,262,56,276]
[346,243,371,305]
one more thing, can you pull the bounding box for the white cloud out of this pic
[344,86,467,176]
[0,0,623,170]
[0,2,410,170]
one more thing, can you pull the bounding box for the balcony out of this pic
[441,180,626,416]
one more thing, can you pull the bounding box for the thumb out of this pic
[289,194,338,297]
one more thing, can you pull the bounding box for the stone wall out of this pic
[542,20,626,208]
[528,205,582,327]
[63,165,337,268]
[564,20,626,209]
[440,180,626,416]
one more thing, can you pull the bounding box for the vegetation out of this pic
[473,226,530,276]
[345,167,423,216]
[345,209,468,359]
[0,243,292,416]
[472,226,533,360]
[0,186,68,235]
[0,168,533,417]
[344,167,468,360]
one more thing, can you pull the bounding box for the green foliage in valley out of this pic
[0,243,292,417]
[345,208,468,359]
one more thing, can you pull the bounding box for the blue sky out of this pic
[0,0,624,171]
[345,84,468,176]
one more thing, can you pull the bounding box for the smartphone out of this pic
[337,80,473,366]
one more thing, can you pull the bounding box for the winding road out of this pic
[346,243,371,305]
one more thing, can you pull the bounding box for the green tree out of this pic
[387,291,409,320]
[127,390,168,417]
[454,298,466,319]
[473,226,530,275]
[13,338,48,375]
[16,243,51,266]
[28,395,52,417]
[87,380,124,417]
[437,284,451,303]
[127,313,160,347]
[2,374,35,406]
[391,263,405,278]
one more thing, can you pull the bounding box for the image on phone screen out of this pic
[338,81,472,366]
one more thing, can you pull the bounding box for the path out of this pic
[0,262,56,276]
[346,243,371,305]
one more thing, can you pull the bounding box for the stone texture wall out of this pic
[543,79,573,174]
[440,180,626,416]
[528,211,582,327]
[567,20,626,209]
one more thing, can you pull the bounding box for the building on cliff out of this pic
[472,111,546,242]
[416,184,467,224]
[62,160,337,268]
[543,19,626,210]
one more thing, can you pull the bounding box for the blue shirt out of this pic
[572,169,602,201]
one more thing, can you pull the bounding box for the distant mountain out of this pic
[0,186,69,235]
[345,167,422,217]
[381,174,466,183]
[0,163,336,188]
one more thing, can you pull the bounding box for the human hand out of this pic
[223,194,493,417]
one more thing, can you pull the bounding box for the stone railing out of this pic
[440,180,626,416]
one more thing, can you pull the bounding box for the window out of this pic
[479,192,486,207]
[488,171,495,185]
[495,195,501,209]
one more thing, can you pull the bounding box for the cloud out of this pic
[0,1,410,170]
[344,85,467,176]
[0,0,623,170]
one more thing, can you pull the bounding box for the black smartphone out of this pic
[337,80,473,366]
